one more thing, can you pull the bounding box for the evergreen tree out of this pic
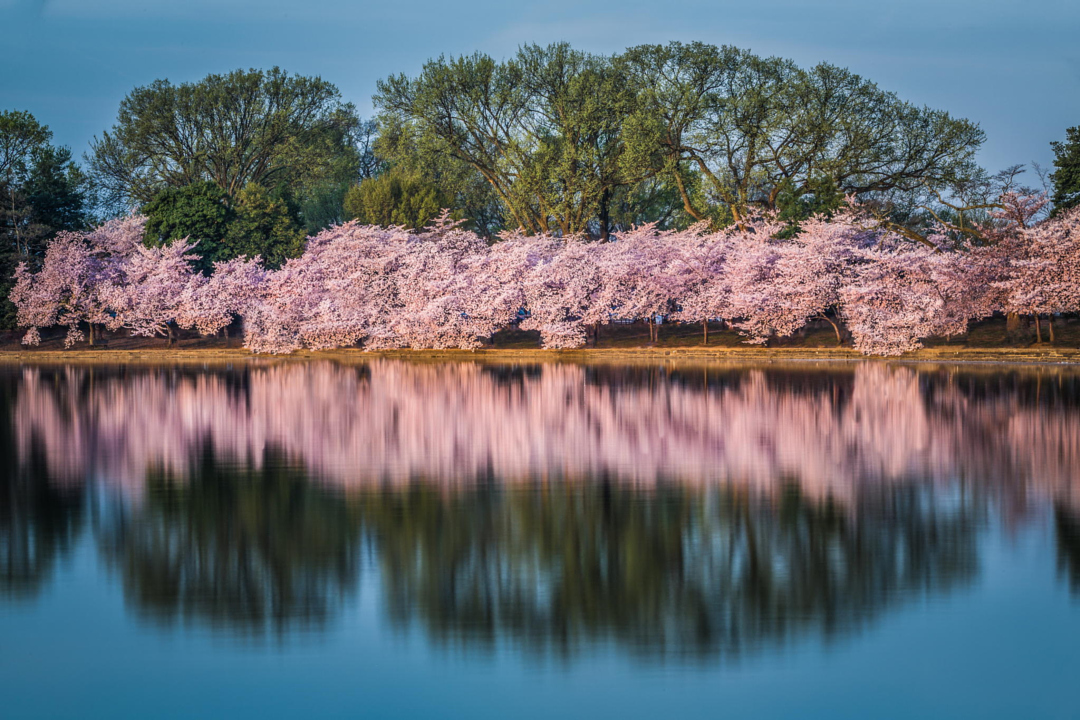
[1051,126,1080,214]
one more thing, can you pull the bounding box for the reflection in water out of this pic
[362,482,978,658]
[0,380,85,599]
[1,360,1078,654]
[97,453,363,634]
[1057,507,1080,596]
[11,362,1080,508]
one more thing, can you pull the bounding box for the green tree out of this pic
[143,180,304,272]
[372,115,504,237]
[1,111,88,330]
[619,42,985,228]
[23,146,88,233]
[1,110,56,256]
[1050,125,1080,214]
[142,181,231,273]
[375,43,644,239]
[221,183,305,268]
[88,68,362,212]
[343,167,449,230]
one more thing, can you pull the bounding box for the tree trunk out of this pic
[1034,314,1042,344]
[10,187,22,256]
[1006,312,1021,333]
[703,320,709,346]
[166,322,175,347]
[598,188,611,242]
[818,314,843,347]
[1048,315,1055,344]
[673,167,706,223]
[88,322,95,346]
[594,321,600,347]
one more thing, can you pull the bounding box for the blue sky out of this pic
[2,0,1077,181]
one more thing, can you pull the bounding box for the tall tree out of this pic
[619,42,985,228]
[88,68,362,210]
[1,110,88,330]
[372,115,504,237]
[375,43,644,239]
[1,110,54,256]
[1050,125,1080,215]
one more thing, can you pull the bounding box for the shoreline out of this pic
[3,345,1080,367]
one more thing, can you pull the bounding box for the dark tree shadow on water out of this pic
[96,448,365,638]
[0,380,86,601]
[1055,505,1080,597]
[359,479,982,663]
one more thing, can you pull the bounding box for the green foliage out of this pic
[222,183,306,268]
[23,146,88,232]
[373,116,502,237]
[143,180,304,272]
[0,110,51,189]
[1051,126,1080,214]
[88,67,362,216]
[375,43,642,239]
[298,180,350,233]
[619,42,984,228]
[775,175,847,228]
[1,110,89,330]
[377,42,984,236]
[343,168,449,230]
[143,181,231,272]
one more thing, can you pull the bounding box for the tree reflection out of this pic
[0,378,86,599]
[360,480,980,659]
[3,360,1077,652]
[1055,505,1080,596]
[97,448,364,635]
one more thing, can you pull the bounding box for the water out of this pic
[1,360,1078,719]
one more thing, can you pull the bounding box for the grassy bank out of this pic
[3,316,1080,366]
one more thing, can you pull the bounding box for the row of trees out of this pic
[374,42,989,238]
[9,196,1078,355]
[5,45,1080,336]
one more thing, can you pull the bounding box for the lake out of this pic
[1,359,1078,719]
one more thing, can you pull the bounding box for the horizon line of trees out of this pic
[4,42,1080,333]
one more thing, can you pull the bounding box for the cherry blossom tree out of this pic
[996,207,1080,343]
[667,224,731,344]
[9,215,149,347]
[8,198,1077,357]
[597,226,681,343]
[509,235,605,349]
[99,238,205,344]
[177,255,267,337]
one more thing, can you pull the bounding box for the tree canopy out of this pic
[143,180,304,272]
[375,41,985,236]
[1,110,89,329]
[88,67,362,212]
[1051,126,1080,215]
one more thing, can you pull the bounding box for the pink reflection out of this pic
[13,362,1080,511]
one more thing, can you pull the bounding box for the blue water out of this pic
[1,361,1078,719]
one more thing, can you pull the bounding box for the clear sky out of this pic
[1,0,1077,181]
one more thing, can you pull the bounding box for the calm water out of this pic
[1,360,1079,719]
